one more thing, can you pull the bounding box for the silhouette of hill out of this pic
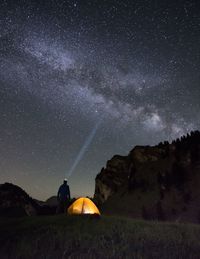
[45,196,58,207]
[94,130,200,223]
[0,183,56,216]
[0,183,40,216]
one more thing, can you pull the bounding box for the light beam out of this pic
[67,119,102,177]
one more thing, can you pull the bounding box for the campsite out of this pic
[1,181,200,258]
[1,132,200,259]
[1,0,200,258]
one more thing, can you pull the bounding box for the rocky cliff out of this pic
[94,131,200,223]
[0,183,39,216]
[0,183,56,217]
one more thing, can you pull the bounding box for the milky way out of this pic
[0,0,200,199]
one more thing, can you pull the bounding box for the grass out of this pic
[0,215,200,258]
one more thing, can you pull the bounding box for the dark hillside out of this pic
[0,183,56,216]
[94,131,200,223]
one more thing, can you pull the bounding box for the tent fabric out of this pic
[67,197,100,215]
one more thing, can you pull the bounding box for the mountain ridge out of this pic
[94,130,200,223]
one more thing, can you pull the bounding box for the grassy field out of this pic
[0,215,200,259]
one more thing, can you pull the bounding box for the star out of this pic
[0,0,199,200]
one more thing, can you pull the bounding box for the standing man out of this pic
[57,179,71,213]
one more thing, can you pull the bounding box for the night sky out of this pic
[0,0,200,200]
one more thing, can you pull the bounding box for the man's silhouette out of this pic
[57,179,71,213]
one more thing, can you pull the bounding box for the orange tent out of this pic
[67,197,100,215]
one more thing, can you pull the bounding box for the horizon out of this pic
[1,130,198,200]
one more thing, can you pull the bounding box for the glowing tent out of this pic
[67,197,100,215]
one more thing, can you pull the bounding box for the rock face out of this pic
[94,131,200,223]
[0,183,39,216]
[0,183,57,217]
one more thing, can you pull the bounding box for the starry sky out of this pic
[0,0,200,200]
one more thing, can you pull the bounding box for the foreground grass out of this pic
[0,215,200,259]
